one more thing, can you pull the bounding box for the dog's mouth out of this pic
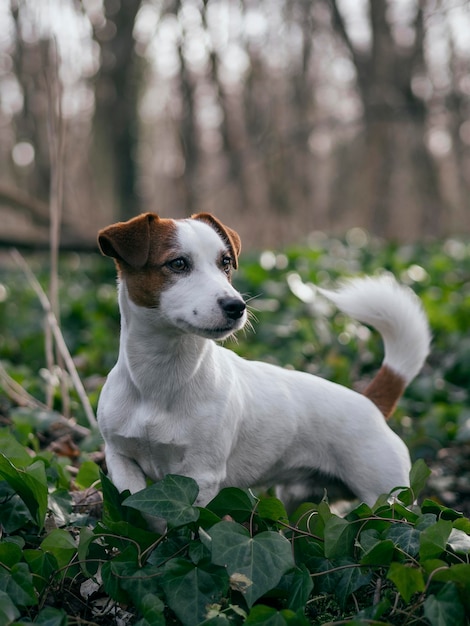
[175,317,245,340]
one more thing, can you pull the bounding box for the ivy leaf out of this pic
[75,460,101,489]
[123,474,200,528]
[0,590,20,625]
[419,520,453,560]
[283,566,313,612]
[323,515,356,559]
[136,594,165,626]
[387,562,425,603]
[0,562,37,607]
[161,558,229,626]
[256,497,289,523]
[0,542,22,568]
[431,563,470,589]
[0,455,48,529]
[423,582,466,626]
[386,523,420,557]
[208,521,295,607]
[41,529,77,573]
[207,487,257,523]
[0,430,32,467]
[23,550,58,594]
[0,485,33,533]
[246,604,309,625]
[399,459,431,505]
[360,539,395,566]
[34,606,68,625]
[334,559,372,608]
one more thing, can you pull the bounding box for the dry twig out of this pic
[9,248,98,429]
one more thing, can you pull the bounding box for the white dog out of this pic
[97,212,430,514]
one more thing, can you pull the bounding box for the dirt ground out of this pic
[425,442,470,518]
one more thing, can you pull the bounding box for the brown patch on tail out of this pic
[364,365,406,419]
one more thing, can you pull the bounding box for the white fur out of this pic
[319,276,431,383]
[98,219,430,517]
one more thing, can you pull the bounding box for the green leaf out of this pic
[423,582,466,626]
[75,460,101,489]
[284,565,313,612]
[422,499,464,521]
[431,563,470,590]
[23,550,58,594]
[208,521,295,607]
[386,523,420,557]
[333,560,372,608]
[0,589,20,625]
[0,484,33,532]
[77,526,107,577]
[360,539,395,566]
[207,487,257,523]
[0,542,22,568]
[123,474,200,528]
[256,497,288,523]
[161,558,229,626]
[34,606,69,625]
[0,454,48,529]
[246,605,309,625]
[408,459,432,502]
[0,429,33,466]
[41,529,77,573]
[137,593,165,626]
[387,562,425,603]
[323,515,356,559]
[101,560,136,604]
[419,519,453,560]
[0,562,37,607]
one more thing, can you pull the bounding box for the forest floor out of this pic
[425,442,470,517]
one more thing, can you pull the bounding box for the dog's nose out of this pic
[219,297,246,320]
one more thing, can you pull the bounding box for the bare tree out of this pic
[88,0,143,221]
[328,0,444,238]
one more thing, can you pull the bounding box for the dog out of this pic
[97,212,430,516]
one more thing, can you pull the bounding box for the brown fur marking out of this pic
[98,213,179,308]
[191,212,241,268]
[363,364,406,419]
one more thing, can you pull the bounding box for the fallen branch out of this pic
[0,362,91,438]
[9,248,98,430]
[0,361,49,411]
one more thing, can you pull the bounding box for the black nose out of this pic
[219,297,246,320]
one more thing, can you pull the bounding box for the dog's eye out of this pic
[222,256,232,274]
[167,258,189,273]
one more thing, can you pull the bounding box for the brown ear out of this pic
[191,213,241,268]
[98,213,158,268]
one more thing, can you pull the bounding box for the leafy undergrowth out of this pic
[1,233,470,624]
[1,421,470,626]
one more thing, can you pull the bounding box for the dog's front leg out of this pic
[189,471,224,508]
[105,445,147,495]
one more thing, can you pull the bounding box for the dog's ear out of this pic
[191,213,241,269]
[98,213,157,268]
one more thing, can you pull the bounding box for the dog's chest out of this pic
[110,405,190,478]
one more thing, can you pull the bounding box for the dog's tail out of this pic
[319,276,431,418]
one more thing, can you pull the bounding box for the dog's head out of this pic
[98,212,247,339]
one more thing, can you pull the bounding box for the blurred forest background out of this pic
[0,0,469,249]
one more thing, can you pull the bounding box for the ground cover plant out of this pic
[0,232,470,624]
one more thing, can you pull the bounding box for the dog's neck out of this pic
[117,282,214,403]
